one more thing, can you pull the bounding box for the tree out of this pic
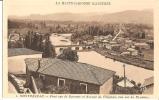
[58,48,79,62]
[38,34,43,51]
[42,40,56,58]
[24,31,32,48]
[31,33,39,50]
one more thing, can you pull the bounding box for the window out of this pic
[39,74,45,80]
[58,78,65,87]
[80,83,87,94]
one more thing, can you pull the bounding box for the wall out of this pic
[99,77,113,94]
[8,54,42,74]
[27,72,100,94]
[64,78,100,94]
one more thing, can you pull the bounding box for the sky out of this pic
[6,0,154,16]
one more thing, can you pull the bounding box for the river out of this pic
[50,33,153,84]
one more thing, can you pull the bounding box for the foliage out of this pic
[58,48,79,62]
[24,31,56,58]
[42,40,56,58]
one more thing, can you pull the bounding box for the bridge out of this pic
[54,44,93,47]
[54,44,93,55]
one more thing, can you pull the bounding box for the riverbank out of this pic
[94,48,153,70]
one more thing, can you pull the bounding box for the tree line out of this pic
[71,23,153,42]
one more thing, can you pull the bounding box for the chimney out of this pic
[36,59,41,72]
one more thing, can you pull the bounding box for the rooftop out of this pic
[25,58,116,85]
[134,43,149,46]
[143,76,154,87]
[8,48,42,57]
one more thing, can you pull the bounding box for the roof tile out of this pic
[25,58,115,85]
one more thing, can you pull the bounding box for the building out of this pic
[127,48,138,56]
[146,40,154,49]
[8,48,42,74]
[94,35,113,42]
[8,33,25,48]
[142,76,154,94]
[104,42,121,51]
[25,58,116,94]
[134,43,150,50]
[8,32,20,41]
[98,40,109,48]
[120,52,130,56]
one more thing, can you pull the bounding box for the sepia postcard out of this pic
[2,0,159,99]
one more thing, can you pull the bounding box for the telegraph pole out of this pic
[123,64,126,87]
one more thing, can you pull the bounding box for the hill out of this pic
[9,9,153,25]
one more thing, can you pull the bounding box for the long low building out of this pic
[25,58,116,94]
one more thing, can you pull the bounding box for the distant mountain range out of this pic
[9,9,153,25]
